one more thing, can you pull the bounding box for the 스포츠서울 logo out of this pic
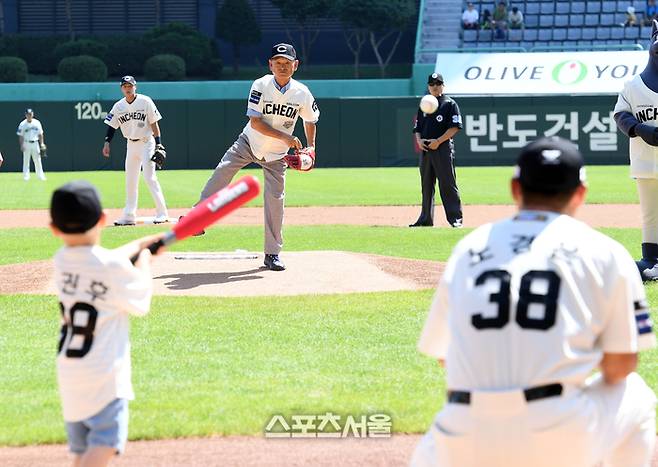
[552,60,588,85]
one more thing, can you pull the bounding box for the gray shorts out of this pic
[65,398,128,455]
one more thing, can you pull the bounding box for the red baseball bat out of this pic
[130,175,260,264]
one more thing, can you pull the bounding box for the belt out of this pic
[129,138,142,142]
[26,140,38,143]
[447,383,563,405]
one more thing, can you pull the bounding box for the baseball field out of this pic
[0,166,656,466]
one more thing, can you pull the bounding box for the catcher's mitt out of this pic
[151,143,166,169]
[39,143,47,158]
[284,147,315,172]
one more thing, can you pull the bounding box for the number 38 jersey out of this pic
[54,245,152,422]
[418,210,656,390]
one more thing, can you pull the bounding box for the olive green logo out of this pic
[552,60,588,85]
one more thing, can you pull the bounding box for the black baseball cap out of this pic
[25,108,34,114]
[50,181,103,233]
[428,72,444,84]
[271,43,297,61]
[120,75,137,86]
[514,137,586,194]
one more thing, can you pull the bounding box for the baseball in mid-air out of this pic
[419,94,439,114]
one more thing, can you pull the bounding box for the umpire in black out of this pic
[410,72,464,228]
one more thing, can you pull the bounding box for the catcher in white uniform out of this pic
[412,137,656,467]
[17,108,47,181]
[103,76,169,226]
[614,20,658,280]
[50,180,163,467]
[193,43,319,271]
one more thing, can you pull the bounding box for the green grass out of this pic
[0,166,639,210]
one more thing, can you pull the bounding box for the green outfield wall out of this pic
[0,90,628,171]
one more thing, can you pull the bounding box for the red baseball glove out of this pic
[284,147,316,172]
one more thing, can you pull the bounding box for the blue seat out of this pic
[625,26,640,39]
[587,1,602,13]
[525,3,540,14]
[538,28,553,40]
[571,2,586,14]
[568,28,583,40]
[585,13,600,26]
[463,42,478,49]
[582,27,597,40]
[596,26,612,39]
[641,26,653,38]
[611,27,625,39]
[553,29,568,40]
[508,29,523,41]
[540,15,553,27]
[602,1,617,13]
[479,29,493,41]
[605,39,622,45]
[523,29,539,41]
[525,14,539,27]
[577,40,594,46]
[617,1,632,13]
[463,29,478,42]
[600,13,615,25]
[555,15,569,26]
[505,41,522,49]
[556,3,570,14]
[570,14,585,26]
[540,3,555,14]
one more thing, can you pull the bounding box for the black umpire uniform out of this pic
[410,73,464,228]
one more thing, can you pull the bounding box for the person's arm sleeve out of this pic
[613,83,632,115]
[37,121,44,135]
[103,104,120,129]
[599,247,656,352]
[246,108,263,117]
[147,98,162,124]
[300,90,320,123]
[247,81,265,115]
[449,101,464,129]
[413,109,423,133]
[110,261,153,317]
[16,122,23,136]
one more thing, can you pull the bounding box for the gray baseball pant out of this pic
[199,133,286,255]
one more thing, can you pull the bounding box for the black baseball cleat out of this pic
[409,221,433,227]
[451,219,463,229]
[179,215,205,236]
[264,254,285,271]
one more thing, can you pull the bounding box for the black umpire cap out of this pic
[428,72,444,84]
[271,43,297,61]
[50,181,103,233]
[514,137,586,194]
[120,75,137,86]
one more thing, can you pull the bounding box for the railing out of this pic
[413,0,427,63]
[530,43,644,52]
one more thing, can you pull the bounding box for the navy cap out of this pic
[120,75,137,86]
[428,72,444,84]
[25,108,34,114]
[50,181,103,233]
[271,43,297,61]
[514,137,586,194]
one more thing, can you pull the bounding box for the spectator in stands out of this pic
[492,1,508,39]
[645,0,658,25]
[462,2,480,29]
[481,9,493,29]
[623,6,638,26]
[508,6,524,29]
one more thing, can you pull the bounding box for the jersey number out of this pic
[472,270,560,331]
[58,302,98,358]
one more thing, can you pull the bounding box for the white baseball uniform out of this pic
[199,74,319,255]
[104,94,168,221]
[16,118,45,181]
[412,210,656,467]
[55,245,152,422]
[615,76,658,244]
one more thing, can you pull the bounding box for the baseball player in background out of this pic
[17,108,47,181]
[50,180,164,467]
[411,137,656,467]
[192,43,319,271]
[0,150,3,167]
[614,19,658,280]
[103,76,169,226]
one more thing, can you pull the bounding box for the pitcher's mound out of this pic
[0,251,443,297]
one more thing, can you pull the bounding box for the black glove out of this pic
[151,143,166,169]
[633,123,658,146]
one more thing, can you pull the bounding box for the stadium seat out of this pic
[568,28,583,40]
[538,28,553,41]
[477,41,494,48]
[615,12,628,24]
[585,13,600,26]
[616,0,631,13]
[596,26,612,39]
[553,29,568,40]
[540,2,555,14]
[525,14,539,27]
[479,29,493,41]
[570,14,585,26]
[555,15,569,27]
[556,3,570,14]
[642,26,653,38]
[577,40,594,46]
[525,3,540,14]
[582,27,597,40]
[540,15,554,27]
[625,26,640,39]
[508,29,523,41]
[602,1,617,13]
[571,2,586,14]
[462,42,478,49]
[463,29,478,41]
[587,2,602,13]
[505,41,522,49]
[600,13,615,25]
[523,29,539,41]
[606,39,622,45]
[611,27,625,39]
